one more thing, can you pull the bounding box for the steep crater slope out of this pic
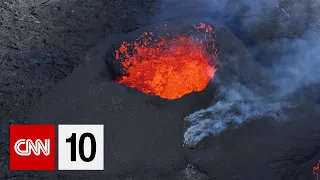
[26,18,265,179]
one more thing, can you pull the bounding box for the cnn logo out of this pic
[14,139,50,156]
[10,125,55,170]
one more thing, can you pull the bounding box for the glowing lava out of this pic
[115,23,217,100]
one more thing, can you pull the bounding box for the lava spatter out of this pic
[115,23,217,100]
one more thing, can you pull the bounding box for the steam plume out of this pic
[153,0,320,145]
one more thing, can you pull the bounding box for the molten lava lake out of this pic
[114,23,217,100]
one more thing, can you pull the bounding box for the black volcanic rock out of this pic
[26,18,271,179]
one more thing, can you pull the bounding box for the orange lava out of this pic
[314,160,320,180]
[115,23,217,100]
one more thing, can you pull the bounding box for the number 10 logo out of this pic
[66,133,96,162]
[58,125,104,170]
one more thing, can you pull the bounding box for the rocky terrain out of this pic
[0,0,156,178]
[1,0,320,179]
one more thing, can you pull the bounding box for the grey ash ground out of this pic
[0,0,156,178]
[1,0,320,180]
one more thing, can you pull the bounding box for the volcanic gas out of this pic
[115,23,217,100]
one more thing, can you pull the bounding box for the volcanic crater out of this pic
[27,18,266,179]
[112,23,217,100]
[104,19,224,114]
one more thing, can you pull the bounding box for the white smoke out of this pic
[184,30,320,146]
[154,0,320,145]
[184,82,289,146]
[268,31,320,96]
[153,0,294,31]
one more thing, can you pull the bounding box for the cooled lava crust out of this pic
[27,18,265,180]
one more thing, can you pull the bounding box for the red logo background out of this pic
[10,124,55,170]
